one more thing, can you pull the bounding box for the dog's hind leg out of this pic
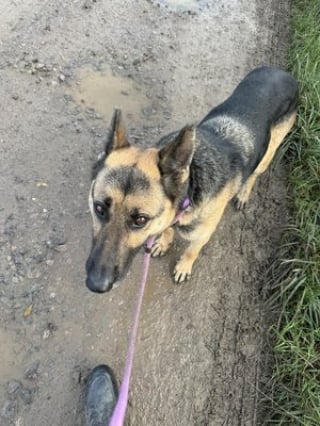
[235,111,296,210]
[151,227,175,257]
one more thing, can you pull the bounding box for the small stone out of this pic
[26,270,33,279]
[23,304,33,318]
[24,361,40,381]
[18,387,34,405]
[53,244,67,253]
[142,107,156,117]
[82,0,92,9]
[43,329,50,340]
[58,74,65,82]
[1,400,16,419]
[7,380,21,394]
[48,322,57,332]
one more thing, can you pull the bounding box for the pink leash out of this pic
[109,198,190,426]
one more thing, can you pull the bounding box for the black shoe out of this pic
[84,364,118,426]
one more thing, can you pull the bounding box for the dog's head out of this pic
[86,109,196,293]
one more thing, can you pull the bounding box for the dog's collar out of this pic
[179,197,191,212]
[172,196,191,225]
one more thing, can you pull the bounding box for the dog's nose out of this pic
[86,275,113,293]
[85,257,119,293]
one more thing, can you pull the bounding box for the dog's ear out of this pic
[159,125,196,174]
[105,109,129,155]
[158,125,196,197]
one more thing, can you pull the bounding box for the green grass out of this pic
[267,1,320,424]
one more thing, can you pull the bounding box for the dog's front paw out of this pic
[233,196,247,211]
[151,228,174,258]
[173,258,192,283]
[151,239,170,257]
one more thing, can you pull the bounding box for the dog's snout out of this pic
[85,255,119,293]
[86,275,113,293]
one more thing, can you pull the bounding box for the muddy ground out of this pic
[0,1,290,425]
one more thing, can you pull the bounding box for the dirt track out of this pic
[0,1,290,425]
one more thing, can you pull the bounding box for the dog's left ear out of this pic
[105,109,129,155]
[158,125,196,195]
[159,125,196,173]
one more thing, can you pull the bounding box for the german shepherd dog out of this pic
[86,66,298,293]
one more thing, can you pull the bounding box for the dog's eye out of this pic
[94,202,106,219]
[131,215,149,229]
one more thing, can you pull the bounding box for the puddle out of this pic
[68,66,148,122]
[150,0,209,12]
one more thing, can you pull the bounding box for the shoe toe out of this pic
[85,365,118,426]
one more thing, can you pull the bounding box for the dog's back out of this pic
[198,66,298,181]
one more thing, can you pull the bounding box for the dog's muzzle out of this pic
[86,276,114,293]
[85,258,119,293]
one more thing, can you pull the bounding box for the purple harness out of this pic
[109,197,190,426]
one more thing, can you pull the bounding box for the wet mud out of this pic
[0,0,290,425]
[69,66,148,123]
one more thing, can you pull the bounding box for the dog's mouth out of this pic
[85,272,125,293]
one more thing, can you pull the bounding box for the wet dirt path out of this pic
[0,1,289,425]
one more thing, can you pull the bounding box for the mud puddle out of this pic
[68,66,148,122]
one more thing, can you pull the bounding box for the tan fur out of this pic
[90,147,177,250]
[106,147,160,182]
[127,197,175,249]
[173,175,242,282]
[135,148,161,181]
[236,111,296,209]
[106,146,139,167]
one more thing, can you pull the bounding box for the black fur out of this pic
[161,66,298,205]
[104,166,150,195]
[197,66,299,184]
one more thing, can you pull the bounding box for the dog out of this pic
[85,66,298,293]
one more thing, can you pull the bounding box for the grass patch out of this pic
[267,0,320,424]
